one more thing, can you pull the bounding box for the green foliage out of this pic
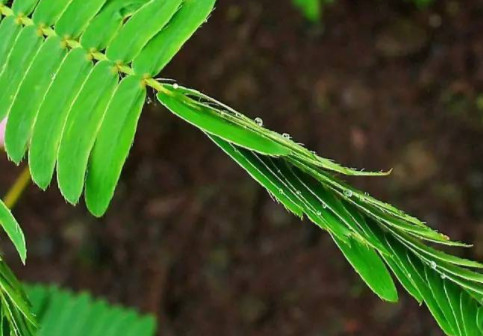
[292,0,434,22]
[0,261,36,336]
[25,284,156,336]
[292,0,329,22]
[0,201,25,264]
[0,0,215,216]
[157,85,483,335]
[0,0,479,335]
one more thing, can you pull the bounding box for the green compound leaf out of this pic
[0,1,482,335]
[165,88,483,336]
[26,284,156,336]
[1,0,214,213]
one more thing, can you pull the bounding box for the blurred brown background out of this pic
[2,0,483,335]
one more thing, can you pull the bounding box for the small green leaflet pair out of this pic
[0,0,481,335]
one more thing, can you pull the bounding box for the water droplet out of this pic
[316,211,322,216]
[441,274,447,280]
[430,261,437,269]
[322,202,328,209]
[255,117,263,126]
[173,83,179,89]
[146,96,152,104]
[279,188,284,194]
[344,190,353,198]
[296,190,302,195]
[282,133,291,139]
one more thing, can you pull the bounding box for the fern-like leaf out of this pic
[157,85,483,336]
[26,284,156,336]
[0,0,215,215]
[0,1,481,335]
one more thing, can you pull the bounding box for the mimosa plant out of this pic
[0,0,481,335]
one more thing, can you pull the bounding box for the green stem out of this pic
[4,167,30,209]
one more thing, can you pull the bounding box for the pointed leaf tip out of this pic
[0,201,26,264]
[334,237,399,303]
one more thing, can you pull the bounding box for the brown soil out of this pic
[2,0,483,335]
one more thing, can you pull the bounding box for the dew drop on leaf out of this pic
[430,261,437,269]
[344,190,353,198]
[173,83,179,89]
[255,117,263,126]
[282,133,291,139]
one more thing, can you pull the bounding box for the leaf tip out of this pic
[85,196,108,218]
